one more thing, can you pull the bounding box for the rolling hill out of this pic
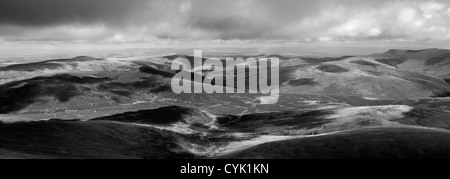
[1,49,450,159]
[280,55,450,99]
[366,48,450,80]
[0,119,196,159]
[2,104,450,159]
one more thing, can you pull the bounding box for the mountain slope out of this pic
[220,127,450,159]
[280,56,450,99]
[0,120,196,159]
[367,48,450,80]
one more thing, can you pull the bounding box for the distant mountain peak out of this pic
[69,56,102,61]
[386,48,444,54]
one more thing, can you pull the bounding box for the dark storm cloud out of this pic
[0,0,449,44]
[0,0,148,26]
[182,0,324,40]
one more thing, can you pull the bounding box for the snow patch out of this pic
[363,97,380,100]
[325,105,413,128]
[201,110,220,130]
[302,100,321,105]
[257,94,280,105]
[213,135,298,156]
[131,122,199,135]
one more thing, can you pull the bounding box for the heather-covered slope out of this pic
[367,48,450,80]
[1,50,450,159]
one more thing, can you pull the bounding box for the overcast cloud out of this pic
[0,0,449,46]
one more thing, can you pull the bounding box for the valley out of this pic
[1,48,450,159]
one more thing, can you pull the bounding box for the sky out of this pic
[0,0,450,49]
